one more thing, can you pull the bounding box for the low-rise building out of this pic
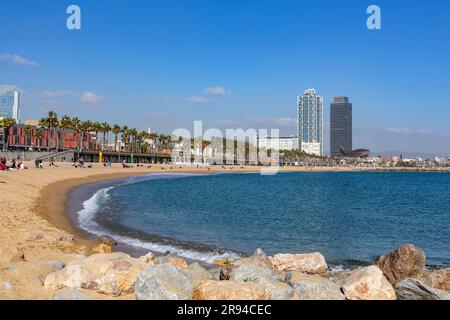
[300,142,321,156]
[258,136,299,151]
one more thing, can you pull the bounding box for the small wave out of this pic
[77,186,114,232]
[76,174,241,264]
[328,265,349,273]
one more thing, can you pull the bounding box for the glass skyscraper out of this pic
[297,89,323,155]
[330,96,352,157]
[0,91,20,122]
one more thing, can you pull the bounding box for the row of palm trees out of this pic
[35,111,176,153]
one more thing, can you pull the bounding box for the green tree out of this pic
[60,115,72,150]
[80,120,92,150]
[0,117,17,151]
[112,124,121,152]
[91,122,102,150]
[101,122,111,151]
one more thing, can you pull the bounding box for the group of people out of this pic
[0,157,28,171]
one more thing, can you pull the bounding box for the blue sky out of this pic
[1,0,450,155]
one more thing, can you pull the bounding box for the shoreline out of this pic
[36,165,355,255]
[1,163,448,299]
[36,171,158,254]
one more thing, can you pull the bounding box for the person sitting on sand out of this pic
[17,162,27,170]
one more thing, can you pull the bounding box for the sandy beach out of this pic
[0,162,355,300]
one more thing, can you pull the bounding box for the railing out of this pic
[34,149,74,162]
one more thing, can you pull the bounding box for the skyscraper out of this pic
[330,96,352,157]
[297,89,323,155]
[0,91,20,122]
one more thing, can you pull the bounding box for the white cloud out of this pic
[80,92,105,104]
[384,127,412,135]
[41,90,77,98]
[0,54,39,67]
[204,86,230,96]
[0,84,21,93]
[187,96,209,104]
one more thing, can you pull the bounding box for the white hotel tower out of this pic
[297,89,323,156]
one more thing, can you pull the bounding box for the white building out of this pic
[297,89,323,155]
[258,136,299,151]
[300,142,321,156]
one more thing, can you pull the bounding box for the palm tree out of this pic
[38,117,50,150]
[46,111,59,150]
[0,117,17,151]
[70,117,81,150]
[101,122,111,151]
[34,128,43,149]
[60,115,72,150]
[129,128,138,153]
[23,125,32,148]
[91,122,101,150]
[80,120,92,150]
[139,131,148,153]
[121,126,129,152]
[112,124,121,152]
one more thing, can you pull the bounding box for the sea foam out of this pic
[76,174,240,264]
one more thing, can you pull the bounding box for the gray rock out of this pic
[395,278,450,300]
[208,267,222,281]
[286,272,345,300]
[135,263,193,300]
[229,264,294,300]
[229,264,278,283]
[182,263,213,286]
[52,288,92,300]
[48,260,65,270]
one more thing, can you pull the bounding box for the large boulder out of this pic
[135,263,193,300]
[220,255,274,280]
[342,266,396,300]
[395,278,450,300]
[156,253,188,269]
[44,252,146,296]
[229,264,294,300]
[193,280,271,300]
[286,272,345,300]
[427,269,450,292]
[229,263,278,283]
[376,244,426,285]
[182,263,214,287]
[269,252,328,275]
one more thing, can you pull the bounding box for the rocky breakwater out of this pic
[38,244,449,300]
